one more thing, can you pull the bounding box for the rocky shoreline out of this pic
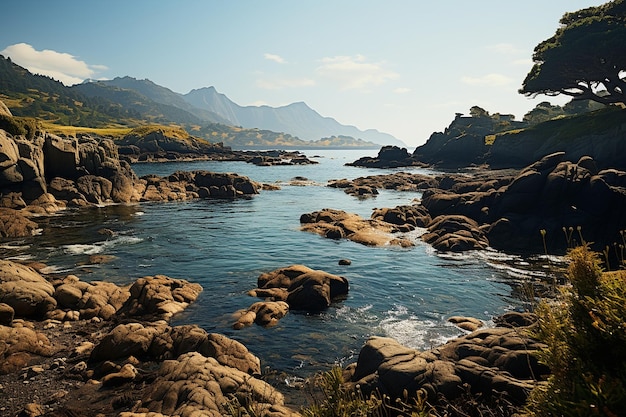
[0,117,609,415]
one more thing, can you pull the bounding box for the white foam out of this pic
[62,235,142,256]
[378,304,458,350]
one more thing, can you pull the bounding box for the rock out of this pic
[90,322,166,362]
[0,260,56,318]
[127,352,296,417]
[233,301,289,329]
[0,324,55,362]
[119,275,203,320]
[0,208,38,238]
[253,265,349,311]
[422,215,489,252]
[345,320,547,406]
[101,363,138,386]
[347,145,424,168]
[300,208,412,247]
[76,175,113,204]
[0,302,14,325]
[43,134,78,180]
[19,402,45,417]
[90,322,261,375]
[448,316,483,332]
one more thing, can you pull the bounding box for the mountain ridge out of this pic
[183,86,405,146]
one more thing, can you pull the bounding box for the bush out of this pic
[527,245,626,416]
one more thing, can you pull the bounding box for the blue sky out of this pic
[1,0,607,148]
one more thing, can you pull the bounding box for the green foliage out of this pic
[527,245,626,416]
[302,367,434,417]
[520,0,626,105]
[0,115,38,139]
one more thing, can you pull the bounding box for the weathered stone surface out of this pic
[422,215,489,252]
[345,316,547,406]
[233,301,289,329]
[126,352,297,417]
[253,264,349,311]
[90,323,261,375]
[0,208,38,237]
[118,275,203,320]
[448,316,484,332]
[51,276,130,321]
[0,302,14,325]
[300,208,413,247]
[0,260,56,318]
[0,324,54,372]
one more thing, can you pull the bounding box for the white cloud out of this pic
[1,43,107,86]
[264,53,286,64]
[316,55,398,91]
[256,77,315,90]
[486,43,524,55]
[393,87,411,94]
[461,73,515,87]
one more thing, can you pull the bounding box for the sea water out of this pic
[0,150,540,380]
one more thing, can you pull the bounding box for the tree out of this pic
[519,0,626,106]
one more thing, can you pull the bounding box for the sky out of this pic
[1,0,608,148]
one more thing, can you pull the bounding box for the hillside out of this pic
[0,56,387,149]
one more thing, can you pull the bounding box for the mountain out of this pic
[184,87,406,146]
[0,54,400,148]
[88,77,231,125]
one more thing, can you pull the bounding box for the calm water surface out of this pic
[1,150,539,381]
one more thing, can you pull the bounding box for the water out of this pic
[0,149,537,380]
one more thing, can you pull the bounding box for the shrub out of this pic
[526,245,626,416]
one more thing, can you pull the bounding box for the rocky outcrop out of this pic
[0,128,142,209]
[234,265,350,328]
[0,208,39,237]
[123,351,297,417]
[344,312,547,406]
[347,145,426,169]
[45,273,202,322]
[90,322,261,375]
[233,301,290,329]
[329,171,437,197]
[300,208,414,247]
[422,215,490,252]
[419,153,626,255]
[0,323,55,373]
[138,170,260,202]
[117,275,203,320]
[0,260,56,318]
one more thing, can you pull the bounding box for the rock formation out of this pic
[234,265,350,329]
[344,312,547,407]
[300,208,414,247]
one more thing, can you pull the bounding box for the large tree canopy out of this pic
[520,0,626,105]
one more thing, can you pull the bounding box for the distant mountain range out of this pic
[0,55,403,148]
[183,86,404,146]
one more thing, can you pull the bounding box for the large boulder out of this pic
[251,264,349,312]
[0,260,56,318]
[125,352,296,417]
[345,314,547,406]
[0,208,38,238]
[90,323,261,375]
[118,275,203,320]
[421,215,489,252]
